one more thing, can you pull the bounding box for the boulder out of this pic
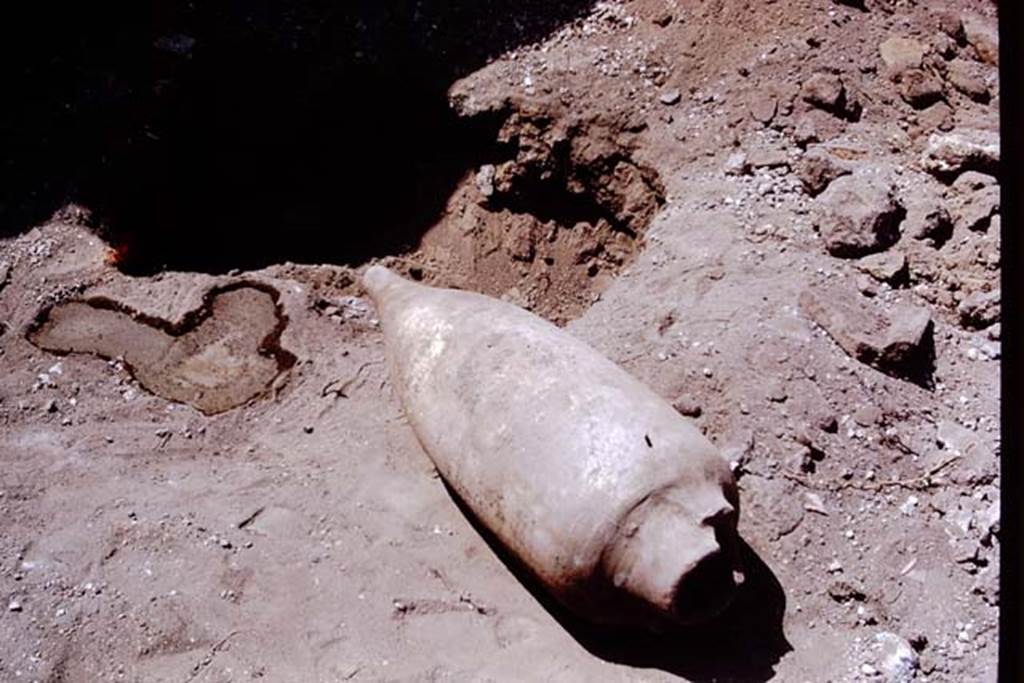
[815,174,903,257]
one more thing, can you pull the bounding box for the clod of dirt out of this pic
[27,283,295,414]
[799,285,934,384]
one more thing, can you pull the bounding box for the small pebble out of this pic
[672,395,703,418]
[899,496,919,515]
[659,89,682,105]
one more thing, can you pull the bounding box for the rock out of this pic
[951,185,999,232]
[724,151,751,176]
[505,223,537,262]
[917,101,955,132]
[818,414,839,433]
[874,632,919,683]
[945,59,991,102]
[798,147,852,195]
[899,495,919,515]
[951,171,997,194]
[856,273,879,297]
[903,195,952,245]
[856,251,907,284]
[936,11,964,39]
[7,598,22,612]
[749,93,777,124]
[659,89,682,105]
[801,73,859,119]
[789,445,815,473]
[957,289,1000,329]
[475,164,496,199]
[748,148,790,170]
[921,129,1000,178]
[672,395,702,418]
[803,492,828,515]
[815,174,903,257]
[961,14,998,65]
[765,380,788,403]
[931,31,958,60]
[897,69,945,108]
[721,429,755,473]
[936,420,982,457]
[977,498,1000,542]
[827,579,866,603]
[853,405,882,427]
[652,12,673,27]
[793,116,820,147]
[879,36,927,74]
[799,285,933,379]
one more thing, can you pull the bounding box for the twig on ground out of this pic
[782,455,962,492]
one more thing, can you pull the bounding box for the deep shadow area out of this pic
[1,1,595,273]
[442,480,792,681]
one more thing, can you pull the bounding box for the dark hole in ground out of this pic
[1,1,597,274]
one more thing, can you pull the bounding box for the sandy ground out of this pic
[0,0,1001,681]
